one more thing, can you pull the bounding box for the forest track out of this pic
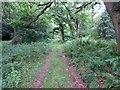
[32,49,53,88]
[61,52,88,88]
[32,47,88,88]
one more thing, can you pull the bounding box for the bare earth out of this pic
[61,52,88,88]
[32,49,53,88]
[32,48,88,88]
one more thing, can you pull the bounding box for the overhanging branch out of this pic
[75,1,94,14]
[23,1,53,27]
[38,2,52,6]
[59,0,75,20]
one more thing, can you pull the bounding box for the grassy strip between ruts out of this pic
[43,47,71,88]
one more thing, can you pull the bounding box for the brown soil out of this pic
[61,52,88,88]
[32,49,53,88]
[97,77,105,88]
[32,48,88,88]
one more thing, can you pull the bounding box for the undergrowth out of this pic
[64,38,120,88]
[2,41,49,88]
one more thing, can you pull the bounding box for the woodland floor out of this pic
[32,46,88,88]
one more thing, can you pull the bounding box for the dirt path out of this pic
[32,49,53,88]
[61,52,88,88]
[32,47,87,88]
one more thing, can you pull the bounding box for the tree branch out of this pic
[32,2,53,23]
[75,1,94,14]
[37,1,52,6]
[23,2,53,28]
[59,0,75,20]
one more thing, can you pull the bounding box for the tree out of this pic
[104,2,120,54]
[2,2,52,43]
[22,2,53,27]
[97,11,115,39]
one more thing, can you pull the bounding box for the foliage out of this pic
[2,41,49,88]
[2,2,51,43]
[18,16,50,43]
[64,39,120,88]
[97,11,115,39]
[2,2,112,42]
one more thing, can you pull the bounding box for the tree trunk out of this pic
[104,2,120,54]
[0,34,2,40]
[59,23,65,41]
[67,18,75,37]
[10,28,22,44]
[75,19,81,38]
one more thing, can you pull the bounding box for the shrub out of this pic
[2,41,49,88]
[64,39,120,88]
